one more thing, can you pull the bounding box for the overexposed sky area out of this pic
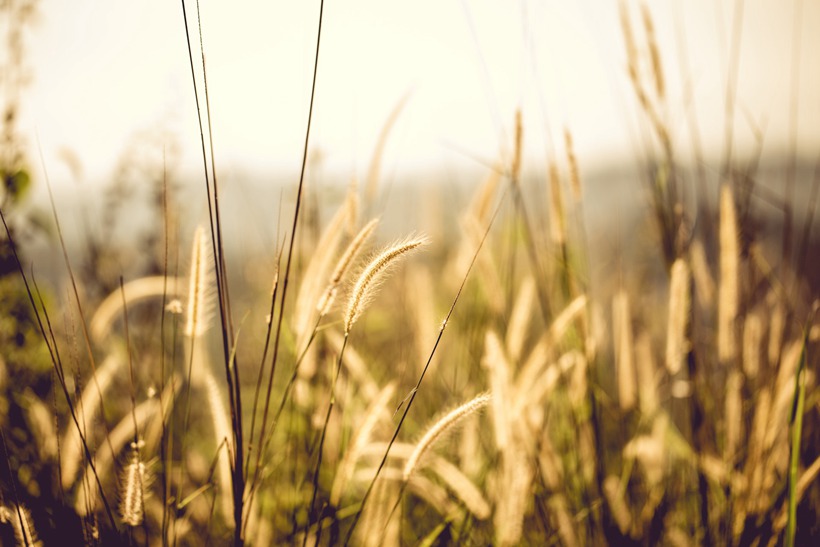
[14,0,820,190]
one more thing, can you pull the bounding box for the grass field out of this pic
[1,1,819,545]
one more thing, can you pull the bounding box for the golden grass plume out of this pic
[402,392,491,481]
[344,235,428,333]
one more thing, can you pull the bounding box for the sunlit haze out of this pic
[17,0,820,192]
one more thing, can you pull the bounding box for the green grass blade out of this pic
[786,307,814,547]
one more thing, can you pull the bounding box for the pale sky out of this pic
[15,0,820,191]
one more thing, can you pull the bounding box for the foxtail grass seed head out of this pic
[613,291,636,411]
[318,217,380,316]
[506,277,536,363]
[743,312,762,379]
[365,94,409,204]
[619,0,639,85]
[495,446,531,546]
[185,225,214,338]
[718,184,739,365]
[427,457,491,520]
[640,3,665,99]
[90,276,184,343]
[204,370,235,522]
[344,235,427,333]
[511,109,523,182]
[119,441,148,527]
[665,258,690,375]
[564,129,582,201]
[635,333,659,416]
[548,163,566,246]
[403,393,491,481]
[768,298,785,365]
[689,238,715,308]
[2,505,39,547]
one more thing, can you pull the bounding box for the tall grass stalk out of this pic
[244,7,326,538]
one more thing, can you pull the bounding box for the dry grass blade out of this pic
[665,258,690,375]
[89,276,184,344]
[506,276,535,363]
[119,442,149,527]
[317,217,379,316]
[483,332,511,451]
[203,369,234,524]
[185,225,214,338]
[634,332,659,416]
[724,371,743,463]
[613,290,636,411]
[365,94,410,207]
[689,239,715,308]
[304,226,417,540]
[641,3,665,100]
[427,456,491,520]
[742,312,762,379]
[74,391,167,517]
[515,295,587,392]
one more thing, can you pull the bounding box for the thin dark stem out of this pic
[244,246,283,481]
[250,0,326,514]
[242,314,323,536]
[304,332,348,547]
[190,1,245,537]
